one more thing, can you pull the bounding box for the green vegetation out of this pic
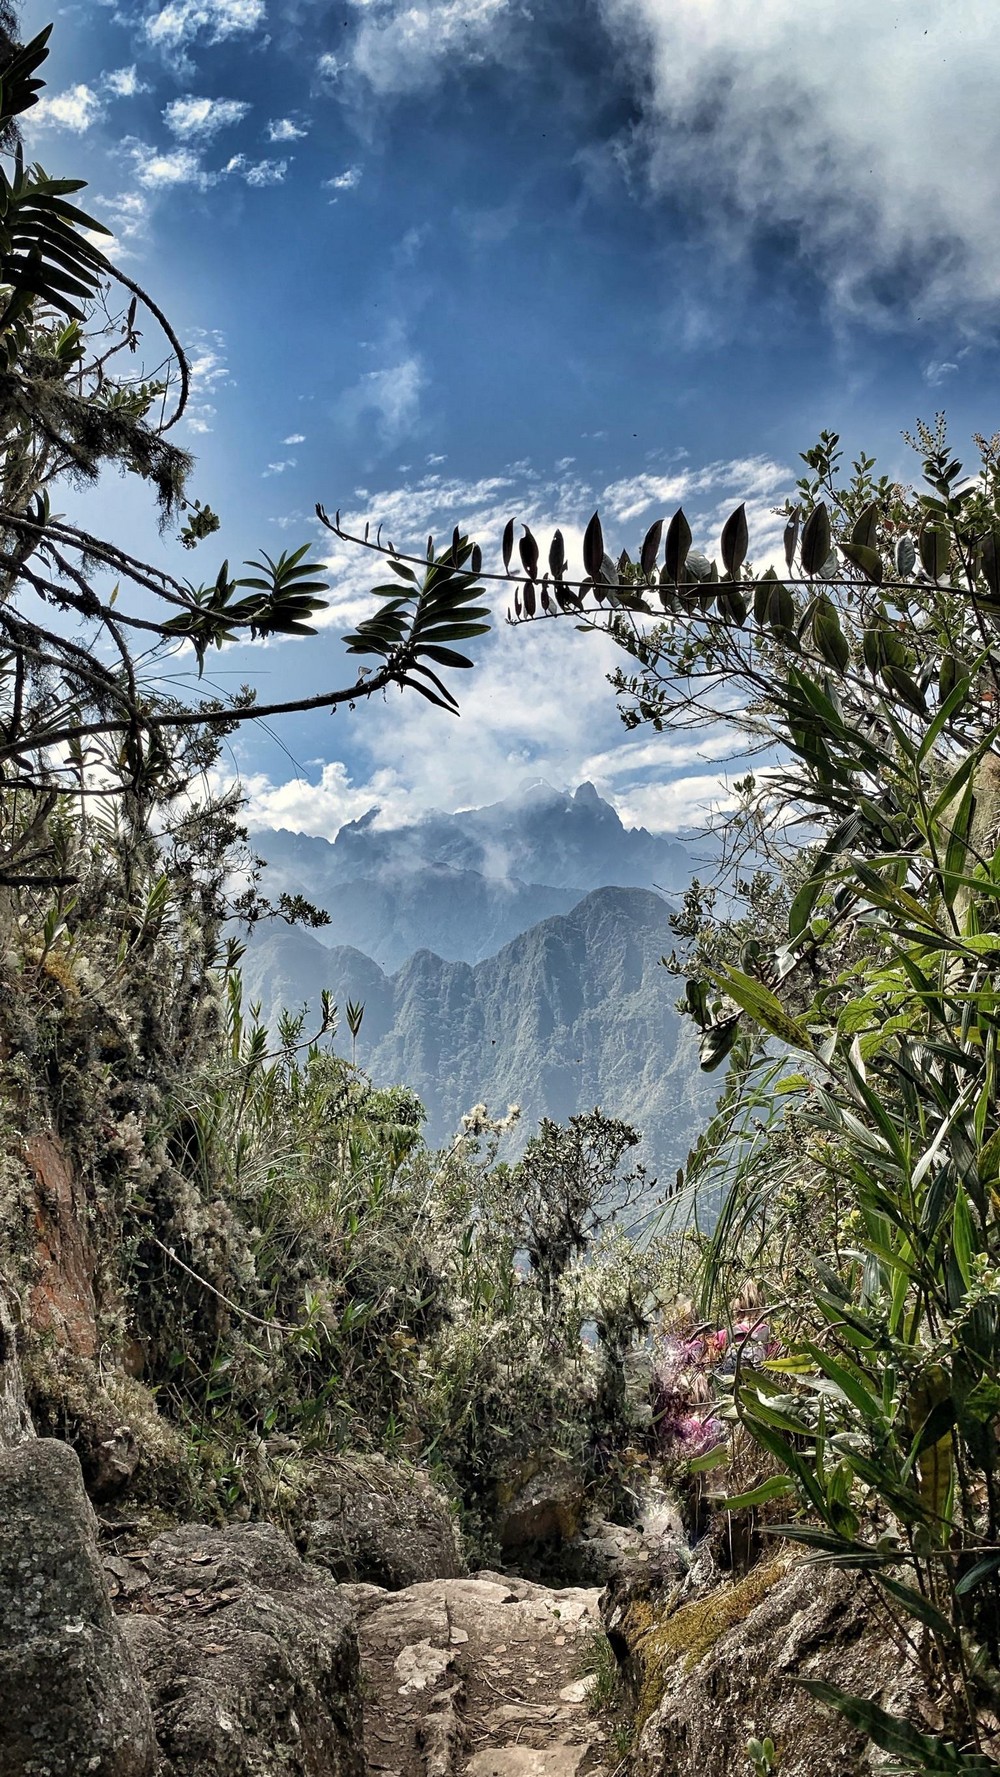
[0,16,670,1558]
[11,13,1000,1777]
[394,420,1000,1769]
[0,24,496,862]
[0,771,678,1536]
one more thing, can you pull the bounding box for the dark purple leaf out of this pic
[548,529,566,580]
[641,518,663,577]
[720,503,748,578]
[583,511,604,579]
[664,508,692,583]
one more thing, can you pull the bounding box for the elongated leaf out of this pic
[741,1417,828,1515]
[813,599,850,672]
[720,503,748,577]
[839,541,883,585]
[414,643,474,669]
[981,524,1000,599]
[952,1186,975,1289]
[919,524,950,580]
[930,721,1000,821]
[800,503,831,576]
[768,581,795,633]
[699,1016,740,1072]
[801,1342,884,1423]
[896,534,917,577]
[783,511,799,570]
[640,517,662,576]
[874,1574,955,1639]
[955,1553,1000,1597]
[502,519,514,572]
[720,1476,795,1509]
[797,1683,976,1767]
[917,667,975,762]
[519,526,539,578]
[664,508,692,582]
[714,967,813,1051]
[582,511,604,579]
[851,501,879,550]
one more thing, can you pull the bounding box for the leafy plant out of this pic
[358,418,1000,1768]
[0,24,491,879]
[747,1735,780,1776]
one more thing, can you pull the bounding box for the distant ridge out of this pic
[251,781,699,968]
[239,884,717,1177]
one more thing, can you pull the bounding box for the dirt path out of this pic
[348,1571,608,1777]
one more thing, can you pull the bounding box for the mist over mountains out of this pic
[242,782,718,1181]
[252,780,699,970]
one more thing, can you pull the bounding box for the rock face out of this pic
[25,1131,100,1357]
[0,1438,156,1777]
[298,1452,466,1590]
[496,1461,586,1556]
[119,1521,363,1777]
[610,1555,926,1777]
[240,886,716,1182]
[0,1281,32,1447]
[350,1570,606,1777]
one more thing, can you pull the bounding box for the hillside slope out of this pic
[240,885,716,1178]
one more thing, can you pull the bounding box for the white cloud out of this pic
[88,188,152,258]
[127,140,285,193]
[330,0,1000,326]
[130,143,211,189]
[267,117,308,141]
[145,0,266,51]
[231,761,407,837]
[346,0,511,96]
[164,95,251,138]
[222,153,288,186]
[600,0,1000,324]
[324,165,362,193]
[227,450,790,836]
[924,359,959,386]
[283,433,306,444]
[263,458,297,476]
[339,356,427,447]
[29,83,103,132]
[185,329,229,432]
[105,66,149,98]
[615,774,741,834]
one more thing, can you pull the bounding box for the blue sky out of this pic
[21,0,1000,837]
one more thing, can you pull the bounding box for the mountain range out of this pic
[240,782,719,1183]
[253,780,699,971]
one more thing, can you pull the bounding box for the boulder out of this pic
[607,1553,928,1777]
[120,1521,363,1777]
[0,1437,156,1777]
[496,1459,586,1555]
[561,1481,689,1585]
[297,1452,465,1589]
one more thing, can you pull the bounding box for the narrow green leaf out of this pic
[720,1476,794,1509]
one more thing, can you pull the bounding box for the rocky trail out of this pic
[2,1437,924,1777]
[349,1572,607,1777]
